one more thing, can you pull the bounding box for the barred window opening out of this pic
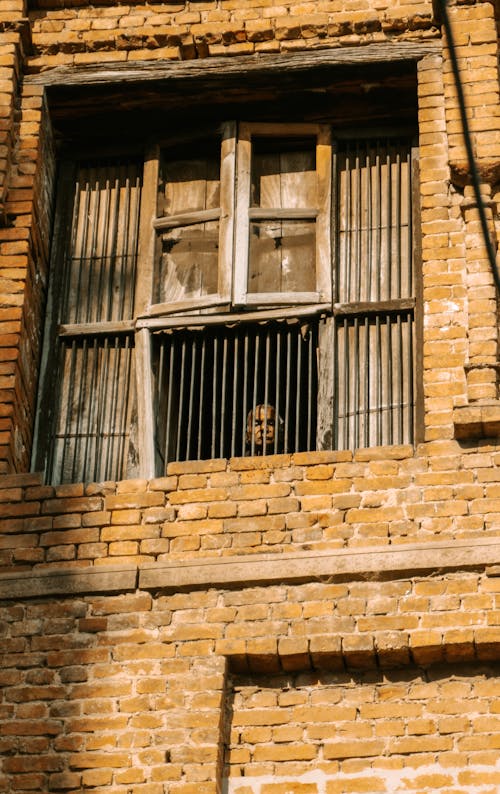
[153,319,318,466]
[33,123,418,484]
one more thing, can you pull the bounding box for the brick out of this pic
[105,492,164,510]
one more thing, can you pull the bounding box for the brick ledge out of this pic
[453,403,500,440]
[1,538,499,599]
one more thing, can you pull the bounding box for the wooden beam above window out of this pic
[26,41,441,89]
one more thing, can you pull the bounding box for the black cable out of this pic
[437,0,500,293]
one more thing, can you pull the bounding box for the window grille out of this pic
[34,159,142,484]
[153,318,318,465]
[34,126,418,484]
[47,335,137,484]
[334,310,414,449]
[62,161,141,324]
[332,137,416,450]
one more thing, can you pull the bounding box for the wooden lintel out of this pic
[25,41,441,89]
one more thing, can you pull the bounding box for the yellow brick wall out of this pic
[27,0,437,69]
[1,0,500,792]
[2,574,500,792]
[4,442,500,569]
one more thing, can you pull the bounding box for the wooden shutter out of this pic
[151,122,236,315]
[234,123,331,307]
[332,137,416,449]
[35,159,142,484]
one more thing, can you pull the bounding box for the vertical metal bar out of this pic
[197,337,206,460]
[106,173,121,321]
[396,148,402,299]
[82,337,99,482]
[407,148,413,297]
[386,314,393,445]
[376,315,382,447]
[353,316,359,450]
[355,145,362,302]
[295,327,302,452]
[75,173,92,325]
[263,326,270,454]
[274,326,281,454]
[93,337,109,482]
[176,337,187,461]
[397,313,404,443]
[343,317,349,448]
[61,172,81,325]
[116,336,132,479]
[386,144,392,301]
[364,316,370,448]
[86,168,101,325]
[366,144,373,302]
[165,338,175,466]
[284,328,291,454]
[156,338,165,472]
[220,335,228,458]
[96,171,111,325]
[46,340,65,483]
[251,331,259,456]
[332,319,339,450]
[211,335,219,459]
[231,333,239,458]
[408,310,414,443]
[59,339,78,483]
[375,146,382,302]
[118,167,132,321]
[307,325,313,450]
[105,336,122,480]
[186,335,197,459]
[344,147,352,303]
[242,330,249,455]
[71,338,89,483]
[128,167,142,318]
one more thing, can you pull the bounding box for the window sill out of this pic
[453,403,500,440]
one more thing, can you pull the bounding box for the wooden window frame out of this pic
[33,123,420,483]
[233,122,331,307]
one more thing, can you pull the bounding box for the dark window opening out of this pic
[153,318,319,466]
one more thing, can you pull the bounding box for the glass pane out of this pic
[248,220,315,293]
[63,160,142,324]
[251,138,316,209]
[157,221,219,303]
[159,148,220,216]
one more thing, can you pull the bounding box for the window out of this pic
[33,122,418,484]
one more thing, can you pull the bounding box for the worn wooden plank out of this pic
[316,125,332,303]
[219,121,237,303]
[153,208,221,230]
[135,327,156,478]
[138,303,330,330]
[135,144,159,315]
[234,123,252,306]
[26,43,441,88]
[32,161,76,475]
[58,320,135,336]
[412,145,424,445]
[333,298,415,316]
[249,138,317,294]
[145,296,230,318]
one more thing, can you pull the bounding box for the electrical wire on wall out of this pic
[437,0,500,294]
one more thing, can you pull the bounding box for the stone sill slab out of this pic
[1,538,500,599]
[454,403,500,440]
